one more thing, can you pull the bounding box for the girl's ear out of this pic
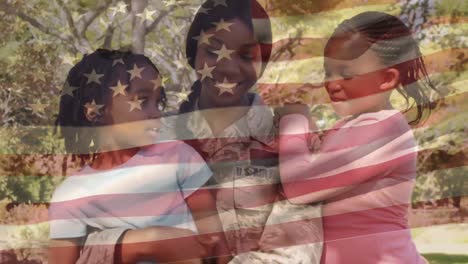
[379,68,400,91]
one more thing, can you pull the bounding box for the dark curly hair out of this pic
[55,49,166,163]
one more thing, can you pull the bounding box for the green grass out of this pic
[411,228,426,239]
[412,223,468,263]
[423,253,468,264]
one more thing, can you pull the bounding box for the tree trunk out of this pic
[131,0,148,54]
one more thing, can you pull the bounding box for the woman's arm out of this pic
[117,226,207,264]
[279,112,415,204]
[49,238,81,264]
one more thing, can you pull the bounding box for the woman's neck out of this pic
[197,94,251,136]
[90,147,139,170]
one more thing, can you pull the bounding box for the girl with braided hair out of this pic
[278,11,439,263]
[171,0,323,263]
[49,49,222,264]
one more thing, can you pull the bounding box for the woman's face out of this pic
[194,18,263,107]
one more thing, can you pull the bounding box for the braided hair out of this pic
[55,49,166,164]
[326,11,440,125]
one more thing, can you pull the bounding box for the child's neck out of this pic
[377,100,394,112]
[357,100,394,117]
[90,147,140,170]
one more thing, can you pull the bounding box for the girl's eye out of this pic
[240,50,257,61]
[241,54,254,61]
[206,48,217,57]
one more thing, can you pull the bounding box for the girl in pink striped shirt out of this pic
[278,12,440,264]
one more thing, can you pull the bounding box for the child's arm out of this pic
[48,197,85,264]
[49,238,81,264]
[279,111,415,204]
[174,142,232,263]
[185,188,223,236]
[185,188,232,264]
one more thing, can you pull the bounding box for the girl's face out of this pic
[324,37,393,117]
[194,18,263,107]
[99,63,164,149]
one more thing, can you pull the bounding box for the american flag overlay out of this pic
[0,0,466,263]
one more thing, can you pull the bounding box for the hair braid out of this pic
[332,11,442,125]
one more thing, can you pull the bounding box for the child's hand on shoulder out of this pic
[274,103,317,132]
[274,103,310,119]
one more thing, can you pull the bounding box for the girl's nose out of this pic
[325,79,343,94]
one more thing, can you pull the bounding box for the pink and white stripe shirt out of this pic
[279,109,426,264]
